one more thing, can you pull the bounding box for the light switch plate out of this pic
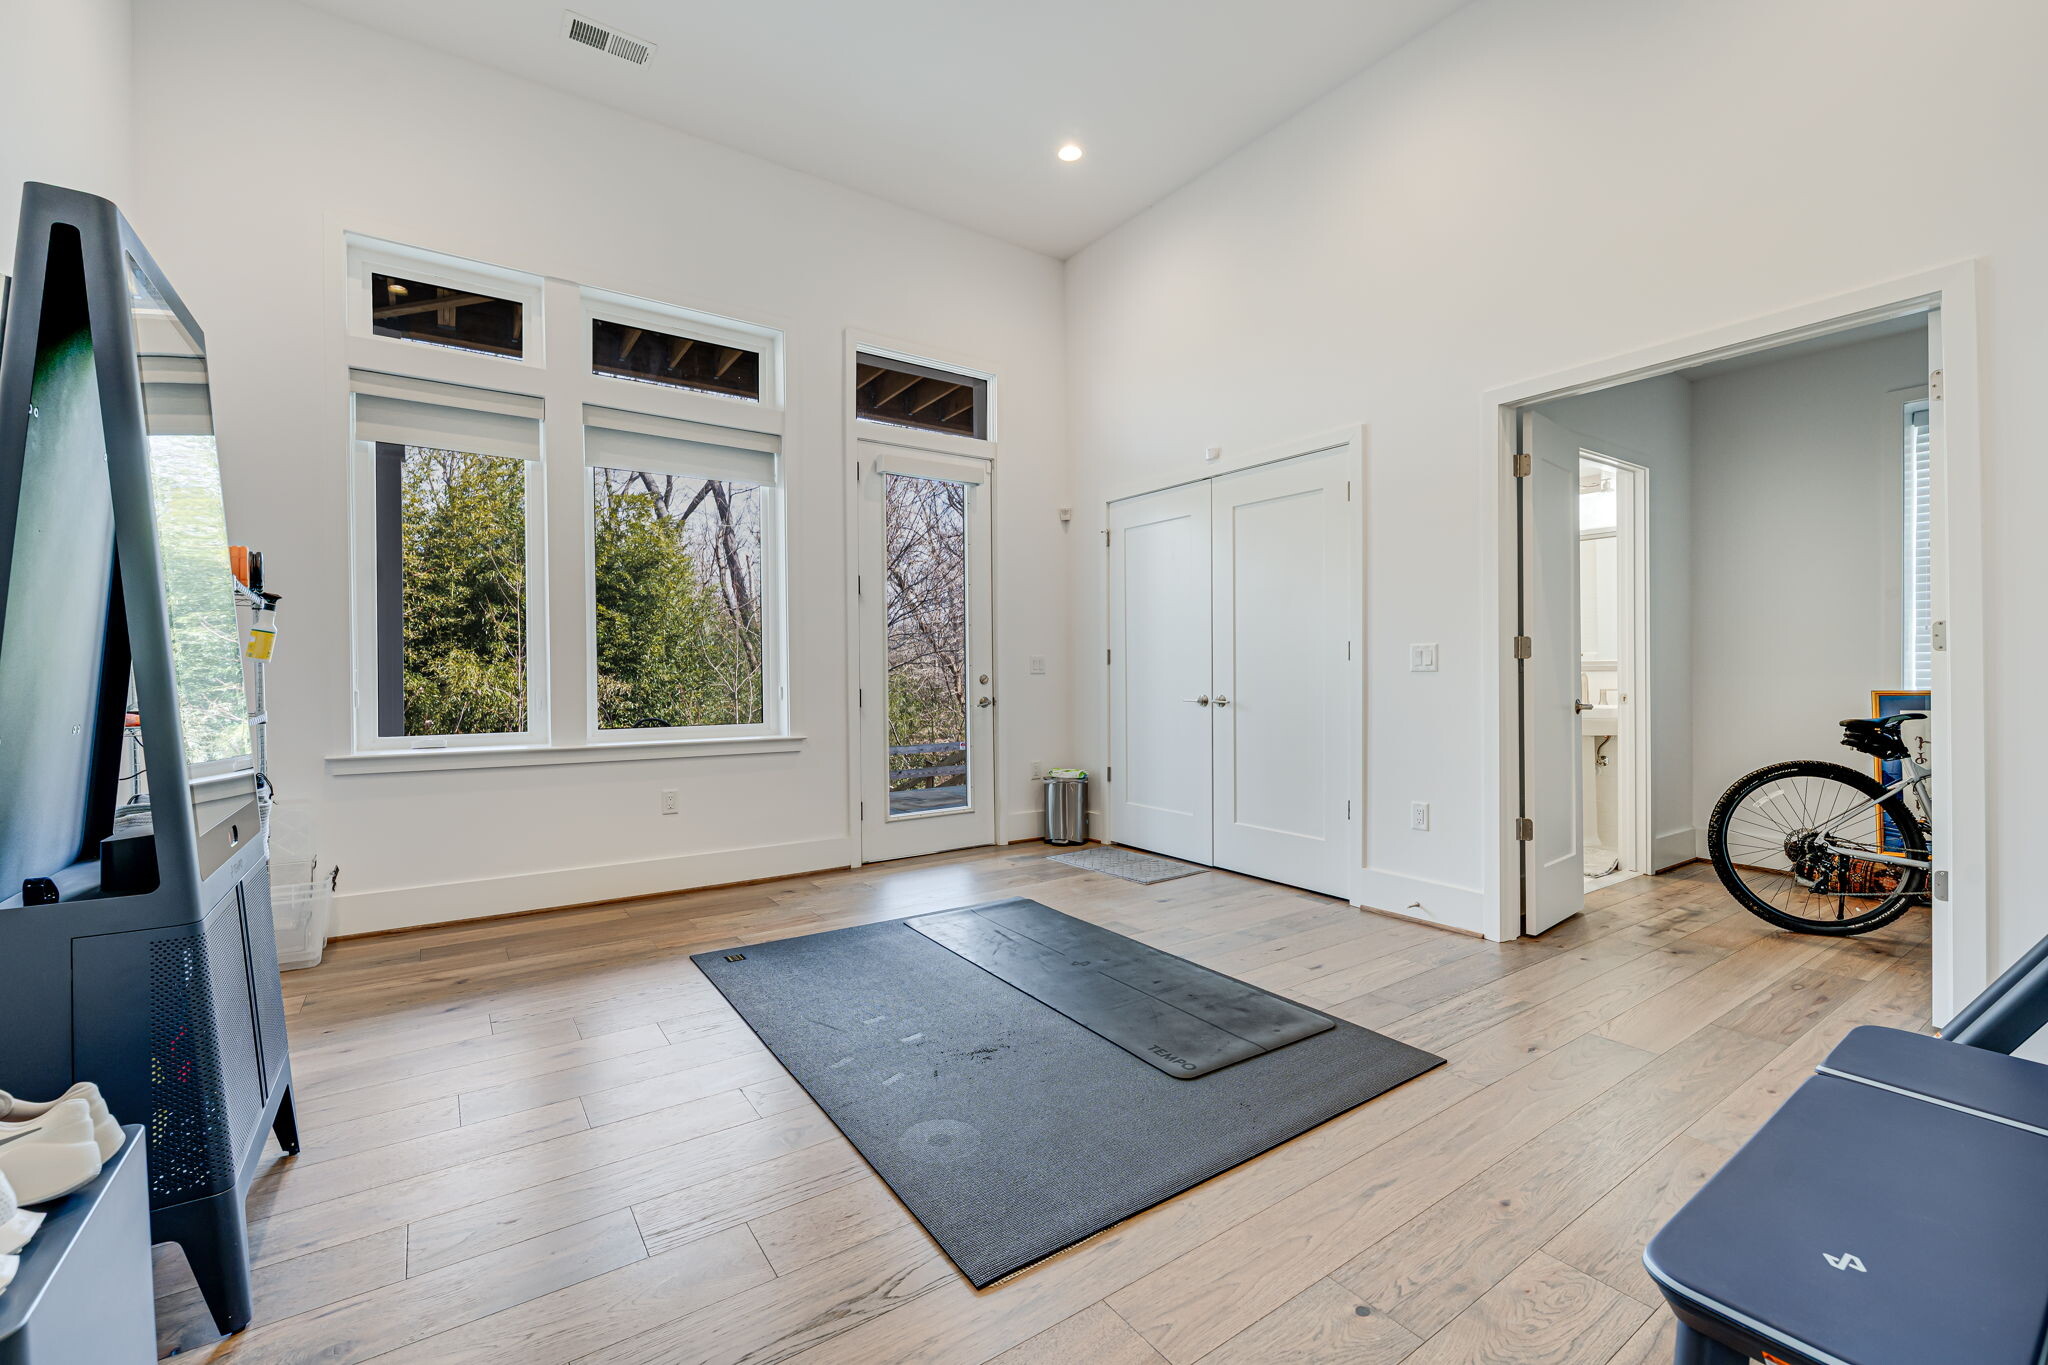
[1410,643,1439,672]
[1029,655,1047,675]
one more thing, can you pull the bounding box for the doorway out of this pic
[1106,445,1358,899]
[1496,271,1982,1024]
[1578,453,1649,893]
[857,441,996,861]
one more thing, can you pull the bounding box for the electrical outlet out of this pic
[1029,655,1047,675]
[1031,762,1045,780]
[1410,643,1439,672]
[660,789,680,816]
[1410,801,1431,831]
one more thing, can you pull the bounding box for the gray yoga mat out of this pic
[692,899,1444,1287]
[908,899,1333,1077]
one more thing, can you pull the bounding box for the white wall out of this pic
[1535,376,1695,871]
[1689,329,1928,835]
[0,0,132,269]
[130,0,1070,933]
[1066,0,2045,976]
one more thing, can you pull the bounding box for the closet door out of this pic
[1210,451,1352,898]
[1108,483,1213,862]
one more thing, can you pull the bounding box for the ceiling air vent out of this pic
[562,12,656,66]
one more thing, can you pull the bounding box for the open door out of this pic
[1519,411,1585,933]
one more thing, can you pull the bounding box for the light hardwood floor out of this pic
[151,846,1933,1363]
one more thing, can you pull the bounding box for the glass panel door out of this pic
[859,443,993,860]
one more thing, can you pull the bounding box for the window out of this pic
[855,352,988,439]
[1903,400,1933,688]
[371,272,526,359]
[585,409,781,737]
[352,373,544,746]
[592,318,761,401]
[343,240,790,761]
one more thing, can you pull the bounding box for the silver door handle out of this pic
[977,696,994,708]
[1575,700,1594,713]
[1184,695,1211,706]
[1213,695,1230,707]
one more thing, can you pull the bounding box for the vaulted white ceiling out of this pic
[296,0,1470,257]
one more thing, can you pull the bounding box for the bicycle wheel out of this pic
[1707,759,1928,935]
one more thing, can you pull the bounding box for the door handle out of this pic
[1213,695,1230,707]
[977,696,995,709]
[1575,700,1594,713]
[1184,695,1211,706]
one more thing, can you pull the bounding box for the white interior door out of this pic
[858,442,995,861]
[1210,451,1353,898]
[1108,482,1213,863]
[1522,413,1585,933]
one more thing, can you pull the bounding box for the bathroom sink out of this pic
[1581,705,1619,736]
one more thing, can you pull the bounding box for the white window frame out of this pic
[582,407,789,745]
[584,286,784,412]
[850,341,997,457]
[346,371,550,753]
[338,238,794,767]
[345,235,546,369]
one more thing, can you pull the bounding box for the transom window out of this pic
[371,272,525,358]
[855,352,988,439]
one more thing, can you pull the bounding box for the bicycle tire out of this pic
[1707,759,1928,936]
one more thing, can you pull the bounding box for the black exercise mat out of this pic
[908,900,1333,1076]
[692,900,1444,1287]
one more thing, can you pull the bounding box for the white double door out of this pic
[1108,450,1354,898]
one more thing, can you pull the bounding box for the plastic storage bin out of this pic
[264,801,331,969]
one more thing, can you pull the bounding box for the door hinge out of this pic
[1103,529,1111,547]
[856,574,863,597]
[1346,800,1353,819]
[1513,451,1533,478]
[860,800,865,819]
[1106,648,1112,666]
[1931,620,1947,652]
[1932,869,1950,901]
[1512,635,1533,659]
[1930,369,1945,400]
[1345,480,1353,502]
[1514,817,1535,842]
[857,688,863,707]
[1106,765,1113,782]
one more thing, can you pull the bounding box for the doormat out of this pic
[1047,846,1204,884]
[692,901,1443,1287]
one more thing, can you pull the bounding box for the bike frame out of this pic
[1813,755,1934,870]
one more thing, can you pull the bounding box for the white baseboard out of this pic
[1352,867,1489,937]
[1659,827,1702,870]
[332,833,857,937]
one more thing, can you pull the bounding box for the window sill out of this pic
[326,734,806,776]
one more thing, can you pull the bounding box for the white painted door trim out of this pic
[1099,427,1364,902]
[1484,262,1987,1026]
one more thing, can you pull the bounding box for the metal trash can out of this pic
[1043,770,1088,845]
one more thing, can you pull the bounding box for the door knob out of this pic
[1184,695,1211,706]
[977,696,994,709]
[1213,695,1231,707]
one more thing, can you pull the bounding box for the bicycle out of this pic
[1705,711,1931,935]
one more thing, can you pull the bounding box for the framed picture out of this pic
[1871,689,1930,850]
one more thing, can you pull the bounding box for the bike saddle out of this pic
[1839,712,1925,761]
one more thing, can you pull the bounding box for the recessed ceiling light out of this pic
[1056,142,1084,163]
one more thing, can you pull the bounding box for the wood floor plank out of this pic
[1327,1026,1775,1338]
[987,1303,1170,1365]
[1193,1278,1421,1365]
[214,1209,646,1365]
[363,1225,774,1365]
[174,848,1931,1365]
[1397,1253,1649,1365]
[1106,1033,1653,1363]
[1543,1133,1726,1304]
[405,1102,840,1274]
